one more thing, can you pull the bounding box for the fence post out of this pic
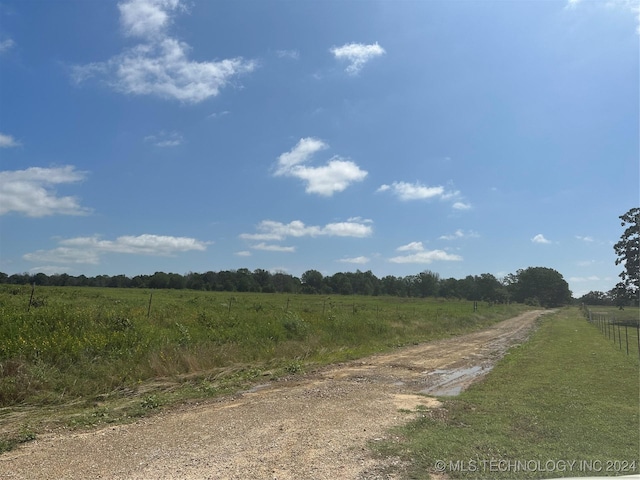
[147,292,153,318]
[618,324,622,350]
[27,283,35,312]
[625,326,629,356]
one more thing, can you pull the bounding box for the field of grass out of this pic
[0,285,531,450]
[375,307,640,479]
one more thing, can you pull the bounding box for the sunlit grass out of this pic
[0,285,532,451]
[375,308,640,479]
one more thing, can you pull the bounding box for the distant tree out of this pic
[579,290,613,306]
[148,271,170,289]
[508,267,572,308]
[301,270,324,294]
[415,270,440,298]
[613,207,639,304]
[439,277,461,298]
[253,269,273,292]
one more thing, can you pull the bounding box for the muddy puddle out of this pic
[420,365,493,396]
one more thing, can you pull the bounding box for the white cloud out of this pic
[452,202,472,210]
[339,256,370,265]
[274,138,367,196]
[0,166,90,217]
[275,137,328,174]
[531,234,551,244]
[72,0,256,103]
[144,130,183,147]
[330,42,385,75]
[397,241,425,252]
[119,0,183,39]
[439,229,479,240]
[240,218,373,241]
[251,242,296,253]
[376,181,443,200]
[235,250,252,257]
[24,233,209,265]
[0,133,21,148]
[575,235,595,242]
[0,38,15,54]
[378,180,470,209]
[389,250,463,264]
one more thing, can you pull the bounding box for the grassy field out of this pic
[375,307,640,479]
[0,285,531,451]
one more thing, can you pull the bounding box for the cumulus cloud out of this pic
[396,241,425,252]
[390,241,462,263]
[251,242,296,253]
[119,0,183,38]
[240,218,373,241]
[23,233,209,265]
[531,234,551,244]
[452,202,472,210]
[274,138,367,196]
[376,181,449,201]
[339,256,370,265]
[389,250,463,264]
[72,0,256,103]
[330,42,385,75]
[0,165,90,217]
[0,133,21,148]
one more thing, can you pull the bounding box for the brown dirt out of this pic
[0,310,551,480]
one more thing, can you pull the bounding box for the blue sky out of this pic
[0,0,638,297]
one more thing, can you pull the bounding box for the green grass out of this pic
[375,308,640,479]
[0,285,532,450]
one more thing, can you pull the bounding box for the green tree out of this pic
[613,207,639,302]
[508,267,572,308]
[301,269,324,294]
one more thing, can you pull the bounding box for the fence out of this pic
[583,306,640,358]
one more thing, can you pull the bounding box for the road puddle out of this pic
[420,365,492,396]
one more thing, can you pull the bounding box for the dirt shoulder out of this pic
[0,310,551,480]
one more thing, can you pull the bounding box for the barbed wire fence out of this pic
[582,306,640,358]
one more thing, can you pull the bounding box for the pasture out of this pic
[0,285,530,449]
[375,307,640,479]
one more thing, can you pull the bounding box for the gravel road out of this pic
[0,310,550,480]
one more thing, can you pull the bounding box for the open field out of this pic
[0,310,548,479]
[0,285,531,450]
[375,307,640,479]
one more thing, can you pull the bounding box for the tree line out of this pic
[0,266,573,308]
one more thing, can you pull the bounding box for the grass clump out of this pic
[375,308,639,479]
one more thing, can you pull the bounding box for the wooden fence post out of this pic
[27,283,35,312]
[147,293,153,318]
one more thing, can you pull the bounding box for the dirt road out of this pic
[0,310,550,480]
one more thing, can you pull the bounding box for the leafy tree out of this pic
[508,267,572,308]
[301,269,324,294]
[613,207,639,303]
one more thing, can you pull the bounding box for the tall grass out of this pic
[0,286,530,408]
